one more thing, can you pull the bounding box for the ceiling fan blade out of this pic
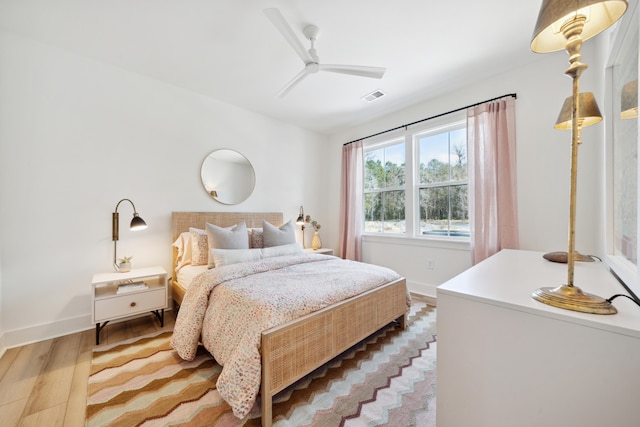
[263,8,313,64]
[276,68,310,98]
[319,64,386,79]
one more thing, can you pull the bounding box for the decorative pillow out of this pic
[210,248,262,268]
[189,228,208,266]
[261,242,303,258]
[249,228,264,249]
[205,222,249,267]
[262,220,296,247]
[172,231,193,271]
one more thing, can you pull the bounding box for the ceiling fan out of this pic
[263,8,386,98]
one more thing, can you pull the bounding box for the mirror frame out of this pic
[200,149,256,205]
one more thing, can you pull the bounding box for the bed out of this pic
[170,212,408,427]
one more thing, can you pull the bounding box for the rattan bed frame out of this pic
[170,212,408,427]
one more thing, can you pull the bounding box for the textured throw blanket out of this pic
[171,253,403,419]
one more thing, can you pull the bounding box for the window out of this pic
[364,140,406,233]
[417,123,469,237]
[363,115,468,239]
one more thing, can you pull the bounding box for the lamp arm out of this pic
[114,198,140,216]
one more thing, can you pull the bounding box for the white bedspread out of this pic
[171,253,404,419]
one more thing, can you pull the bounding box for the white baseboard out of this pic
[407,279,438,301]
[3,313,94,350]
[3,310,174,350]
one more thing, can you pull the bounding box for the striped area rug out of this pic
[86,298,436,426]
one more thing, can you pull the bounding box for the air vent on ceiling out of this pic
[362,89,386,102]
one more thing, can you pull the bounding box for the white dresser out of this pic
[436,249,640,427]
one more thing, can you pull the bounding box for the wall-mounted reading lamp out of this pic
[112,198,147,271]
[296,206,306,248]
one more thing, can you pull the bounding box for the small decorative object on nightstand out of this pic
[91,266,168,345]
[312,232,322,250]
[116,256,133,272]
[305,215,322,249]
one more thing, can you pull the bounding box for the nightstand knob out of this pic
[130,302,137,307]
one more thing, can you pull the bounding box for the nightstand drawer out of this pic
[94,288,166,322]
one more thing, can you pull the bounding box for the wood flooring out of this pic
[0,312,176,427]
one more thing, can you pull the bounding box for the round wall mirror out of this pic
[200,149,256,205]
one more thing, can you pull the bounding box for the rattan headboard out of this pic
[170,212,283,280]
[171,212,283,242]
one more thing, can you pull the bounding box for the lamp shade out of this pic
[295,206,305,225]
[621,79,638,119]
[130,214,147,231]
[531,0,628,53]
[554,92,603,129]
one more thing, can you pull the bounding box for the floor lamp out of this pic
[530,0,628,314]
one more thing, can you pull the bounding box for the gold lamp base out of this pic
[532,285,617,315]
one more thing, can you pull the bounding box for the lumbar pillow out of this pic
[262,220,296,247]
[210,248,262,268]
[262,242,303,258]
[205,222,249,267]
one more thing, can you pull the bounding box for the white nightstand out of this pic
[304,248,334,256]
[91,266,168,345]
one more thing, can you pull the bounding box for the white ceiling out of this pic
[0,0,544,135]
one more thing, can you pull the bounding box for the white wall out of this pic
[0,32,327,348]
[326,41,608,298]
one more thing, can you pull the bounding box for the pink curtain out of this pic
[467,96,519,264]
[339,141,364,261]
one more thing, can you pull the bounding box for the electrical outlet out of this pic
[426,259,434,270]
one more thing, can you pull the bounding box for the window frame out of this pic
[414,118,468,239]
[362,112,469,242]
[363,136,408,235]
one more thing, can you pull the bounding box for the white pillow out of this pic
[262,220,296,247]
[172,231,193,271]
[210,248,263,268]
[262,242,303,258]
[210,243,303,268]
[205,222,249,267]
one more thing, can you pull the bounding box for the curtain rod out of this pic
[344,93,517,146]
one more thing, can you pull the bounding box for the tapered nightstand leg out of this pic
[95,321,109,345]
[151,309,165,327]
